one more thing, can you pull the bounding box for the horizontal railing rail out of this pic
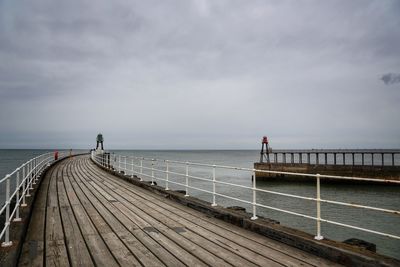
[91,151,400,242]
[0,151,70,247]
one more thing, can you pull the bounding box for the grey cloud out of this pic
[0,0,400,149]
[381,73,400,85]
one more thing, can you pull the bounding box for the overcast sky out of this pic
[0,0,399,149]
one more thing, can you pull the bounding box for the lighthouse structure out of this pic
[96,133,104,151]
[260,136,271,163]
[93,133,111,168]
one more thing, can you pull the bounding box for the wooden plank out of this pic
[102,232,142,266]
[20,155,343,267]
[64,162,113,235]
[113,202,208,267]
[83,161,268,267]
[69,160,167,267]
[91,179,268,266]
[57,163,94,267]
[59,206,94,267]
[45,240,70,267]
[73,161,186,267]
[62,160,120,267]
[84,235,119,267]
[18,167,55,267]
[45,165,70,267]
[85,157,341,267]
[87,171,250,267]
[88,181,116,202]
[113,186,301,267]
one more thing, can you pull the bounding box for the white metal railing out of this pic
[91,151,400,242]
[0,151,69,247]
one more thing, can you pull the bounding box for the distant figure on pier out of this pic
[96,133,104,150]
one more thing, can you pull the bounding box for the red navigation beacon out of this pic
[262,136,268,144]
[260,136,270,163]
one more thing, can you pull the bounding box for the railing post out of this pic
[35,157,39,182]
[165,161,169,190]
[29,160,34,190]
[21,164,27,207]
[124,156,127,174]
[1,175,13,247]
[32,158,36,185]
[151,159,155,185]
[185,162,189,197]
[140,159,143,181]
[14,168,22,222]
[47,153,50,167]
[251,170,258,220]
[118,155,121,172]
[35,157,37,179]
[315,173,324,240]
[26,161,31,197]
[212,165,217,206]
[131,157,134,178]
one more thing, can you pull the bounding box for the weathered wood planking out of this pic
[18,155,342,267]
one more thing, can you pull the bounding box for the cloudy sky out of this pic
[0,0,399,149]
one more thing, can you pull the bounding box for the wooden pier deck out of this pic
[18,155,341,267]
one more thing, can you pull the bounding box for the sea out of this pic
[1,149,399,259]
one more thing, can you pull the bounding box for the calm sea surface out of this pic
[1,149,399,259]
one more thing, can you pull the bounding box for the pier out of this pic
[1,150,399,266]
[6,155,339,267]
[255,149,400,181]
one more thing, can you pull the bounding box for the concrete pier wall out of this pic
[254,163,400,183]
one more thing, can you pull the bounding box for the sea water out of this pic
[1,149,399,259]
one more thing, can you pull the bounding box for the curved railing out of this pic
[91,151,400,242]
[0,151,69,247]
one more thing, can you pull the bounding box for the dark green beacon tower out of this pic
[96,133,104,150]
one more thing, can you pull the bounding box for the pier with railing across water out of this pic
[255,149,400,181]
[0,146,399,267]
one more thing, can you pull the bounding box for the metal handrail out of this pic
[91,151,400,242]
[112,155,400,184]
[0,151,69,247]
